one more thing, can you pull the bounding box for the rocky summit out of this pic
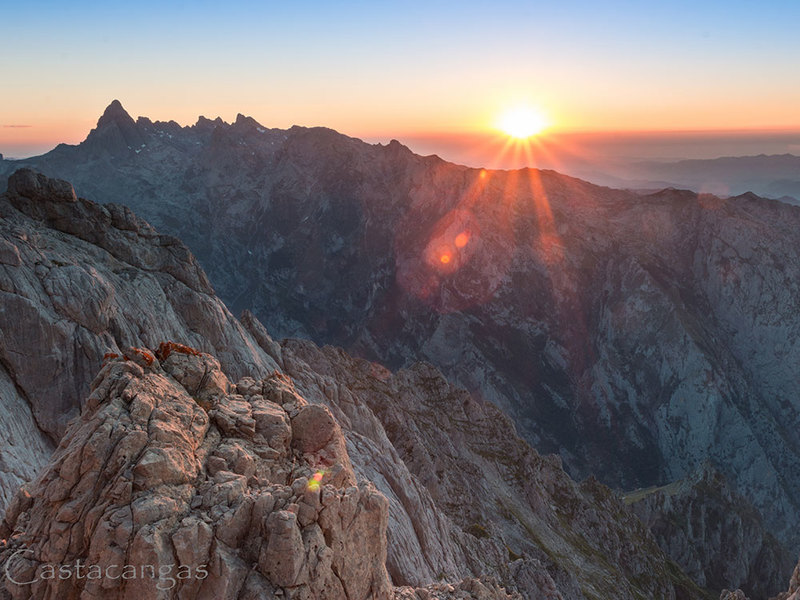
[0,170,718,599]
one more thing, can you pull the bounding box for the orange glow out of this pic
[454,232,470,248]
[308,470,325,491]
[439,253,452,264]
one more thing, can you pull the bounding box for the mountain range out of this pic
[2,100,800,598]
[574,154,800,203]
[0,168,717,599]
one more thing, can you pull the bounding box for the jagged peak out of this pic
[96,99,135,128]
[644,186,699,202]
[194,115,227,130]
[385,139,412,154]
[81,100,145,154]
[234,113,263,129]
[732,190,762,202]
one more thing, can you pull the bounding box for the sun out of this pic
[497,105,549,139]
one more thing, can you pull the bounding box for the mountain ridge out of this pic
[2,102,800,596]
[579,153,800,202]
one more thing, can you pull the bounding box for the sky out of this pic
[2,0,800,163]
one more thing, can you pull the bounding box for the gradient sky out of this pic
[2,0,800,159]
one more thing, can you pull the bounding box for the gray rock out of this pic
[280,339,704,600]
[6,168,77,203]
[0,170,280,513]
[770,558,800,600]
[0,350,393,599]
[0,164,756,598]
[720,591,749,600]
[626,463,795,599]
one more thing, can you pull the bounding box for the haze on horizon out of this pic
[2,0,800,165]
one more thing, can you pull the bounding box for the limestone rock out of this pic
[6,168,77,203]
[0,170,280,515]
[626,463,795,599]
[0,349,392,600]
[159,345,230,403]
[281,339,705,600]
[721,591,749,600]
[0,165,760,599]
[292,404,337,453]
[771,558,800,600]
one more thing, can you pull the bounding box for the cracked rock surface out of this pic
[0,169,279,511]
[0,169,768,599]
[0,349,390,599]
[0,347,527,599]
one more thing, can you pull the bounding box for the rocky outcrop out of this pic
[0,169,279,515]
[0,346,520,599]
[0,347,383,598]
[626,463,794,599]
[771,558,800,600]
[4,103,799,574]
[721,592,750,600]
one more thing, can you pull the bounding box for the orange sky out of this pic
[2,2,800,160]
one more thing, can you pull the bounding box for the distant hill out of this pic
[575,153,800,202]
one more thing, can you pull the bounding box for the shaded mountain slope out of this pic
[279,339,710,599]
[625,463,794,599]
[0,170,711,598]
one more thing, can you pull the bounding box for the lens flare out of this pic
[307,470,325,491]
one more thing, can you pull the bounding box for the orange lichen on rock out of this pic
[101,352,121,367]
[155,341,202,362]
[266,370,292,384]
[122,347,155,366]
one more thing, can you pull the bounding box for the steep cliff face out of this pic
[0,169,279,513]
[626,464,794,599]
[4,104,799,566]
[770,557,800,600]
[0,171,713,598]
[277,339,708,600]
